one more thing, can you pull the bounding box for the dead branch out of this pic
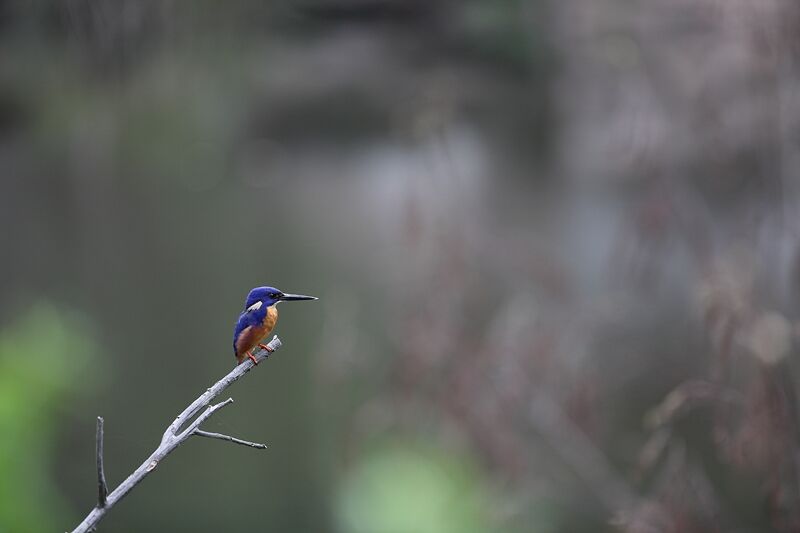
[70,335,282,533]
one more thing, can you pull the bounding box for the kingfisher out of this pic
[233,286,317,365]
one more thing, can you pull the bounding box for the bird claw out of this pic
[258,343,274,353]
[247,352,259,365]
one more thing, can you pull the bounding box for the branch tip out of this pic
[194,429,268,449]
[96,417,108,508]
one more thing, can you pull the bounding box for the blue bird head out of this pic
[244,286,317,310]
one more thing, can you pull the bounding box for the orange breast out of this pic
[263,304,279,334]
[248,305,279,345]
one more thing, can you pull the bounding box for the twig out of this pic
[526,393,638,511]
[96,417,108,508]
[70,336,282,533]
[194,430,268,449]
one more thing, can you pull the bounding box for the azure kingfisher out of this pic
[233,286,317,365]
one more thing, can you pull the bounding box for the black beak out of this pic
[280,293,318,302]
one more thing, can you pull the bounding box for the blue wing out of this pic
[232,304,267,354]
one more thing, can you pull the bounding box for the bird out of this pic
[233,286,317,365]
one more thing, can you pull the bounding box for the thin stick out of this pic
[70,336,282,533]
[96,417,108,508]
[194,430,268,449]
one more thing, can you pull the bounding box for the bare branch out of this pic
[194,430,268,449]
[70,336,283,533]
[96,417,108,508]
[162,337,279,443]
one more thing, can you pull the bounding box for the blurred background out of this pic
[2,1,800,532]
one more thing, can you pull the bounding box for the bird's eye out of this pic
[271,292,280,299]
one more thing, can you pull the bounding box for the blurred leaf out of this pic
[336,441,489,533]
[0,303,98,533]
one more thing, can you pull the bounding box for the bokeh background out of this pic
[2,1,800,532]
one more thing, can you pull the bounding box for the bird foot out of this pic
[247,352,259,365]
[258,343,274,353]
